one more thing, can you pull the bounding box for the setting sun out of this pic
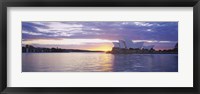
[88,45,113,52]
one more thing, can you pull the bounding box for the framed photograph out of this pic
[1,0,200,94]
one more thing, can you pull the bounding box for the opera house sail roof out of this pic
[112,39,152,49]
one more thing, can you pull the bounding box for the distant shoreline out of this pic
[22,45,178,54]
[22,51,105,53]
[106,47,178,54]
[22,52,178,54]
[22,45,105,53]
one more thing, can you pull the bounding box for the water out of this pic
[22,52,178,72]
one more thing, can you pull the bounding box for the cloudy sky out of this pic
[22,21,178,51]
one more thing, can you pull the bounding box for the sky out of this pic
[22,21,178,51]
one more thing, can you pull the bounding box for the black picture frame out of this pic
[0,0,200,94]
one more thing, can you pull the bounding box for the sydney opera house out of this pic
[109,39,178,54]
[112,40,154,50]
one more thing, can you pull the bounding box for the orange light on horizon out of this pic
[87,44,113,52]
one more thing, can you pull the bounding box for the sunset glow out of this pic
[87,44,113,52]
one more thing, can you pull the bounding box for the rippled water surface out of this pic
[22,53,178,72]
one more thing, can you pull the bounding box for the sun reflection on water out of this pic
[99,54,114,72]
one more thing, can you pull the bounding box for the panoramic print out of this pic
[22,21,178,72]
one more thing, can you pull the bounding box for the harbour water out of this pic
[22,52,178,72]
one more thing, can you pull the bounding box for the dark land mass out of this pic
[106,43,178,54]
[23,43,178,54]
[106,47,178,54]
[22,45,104,53]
